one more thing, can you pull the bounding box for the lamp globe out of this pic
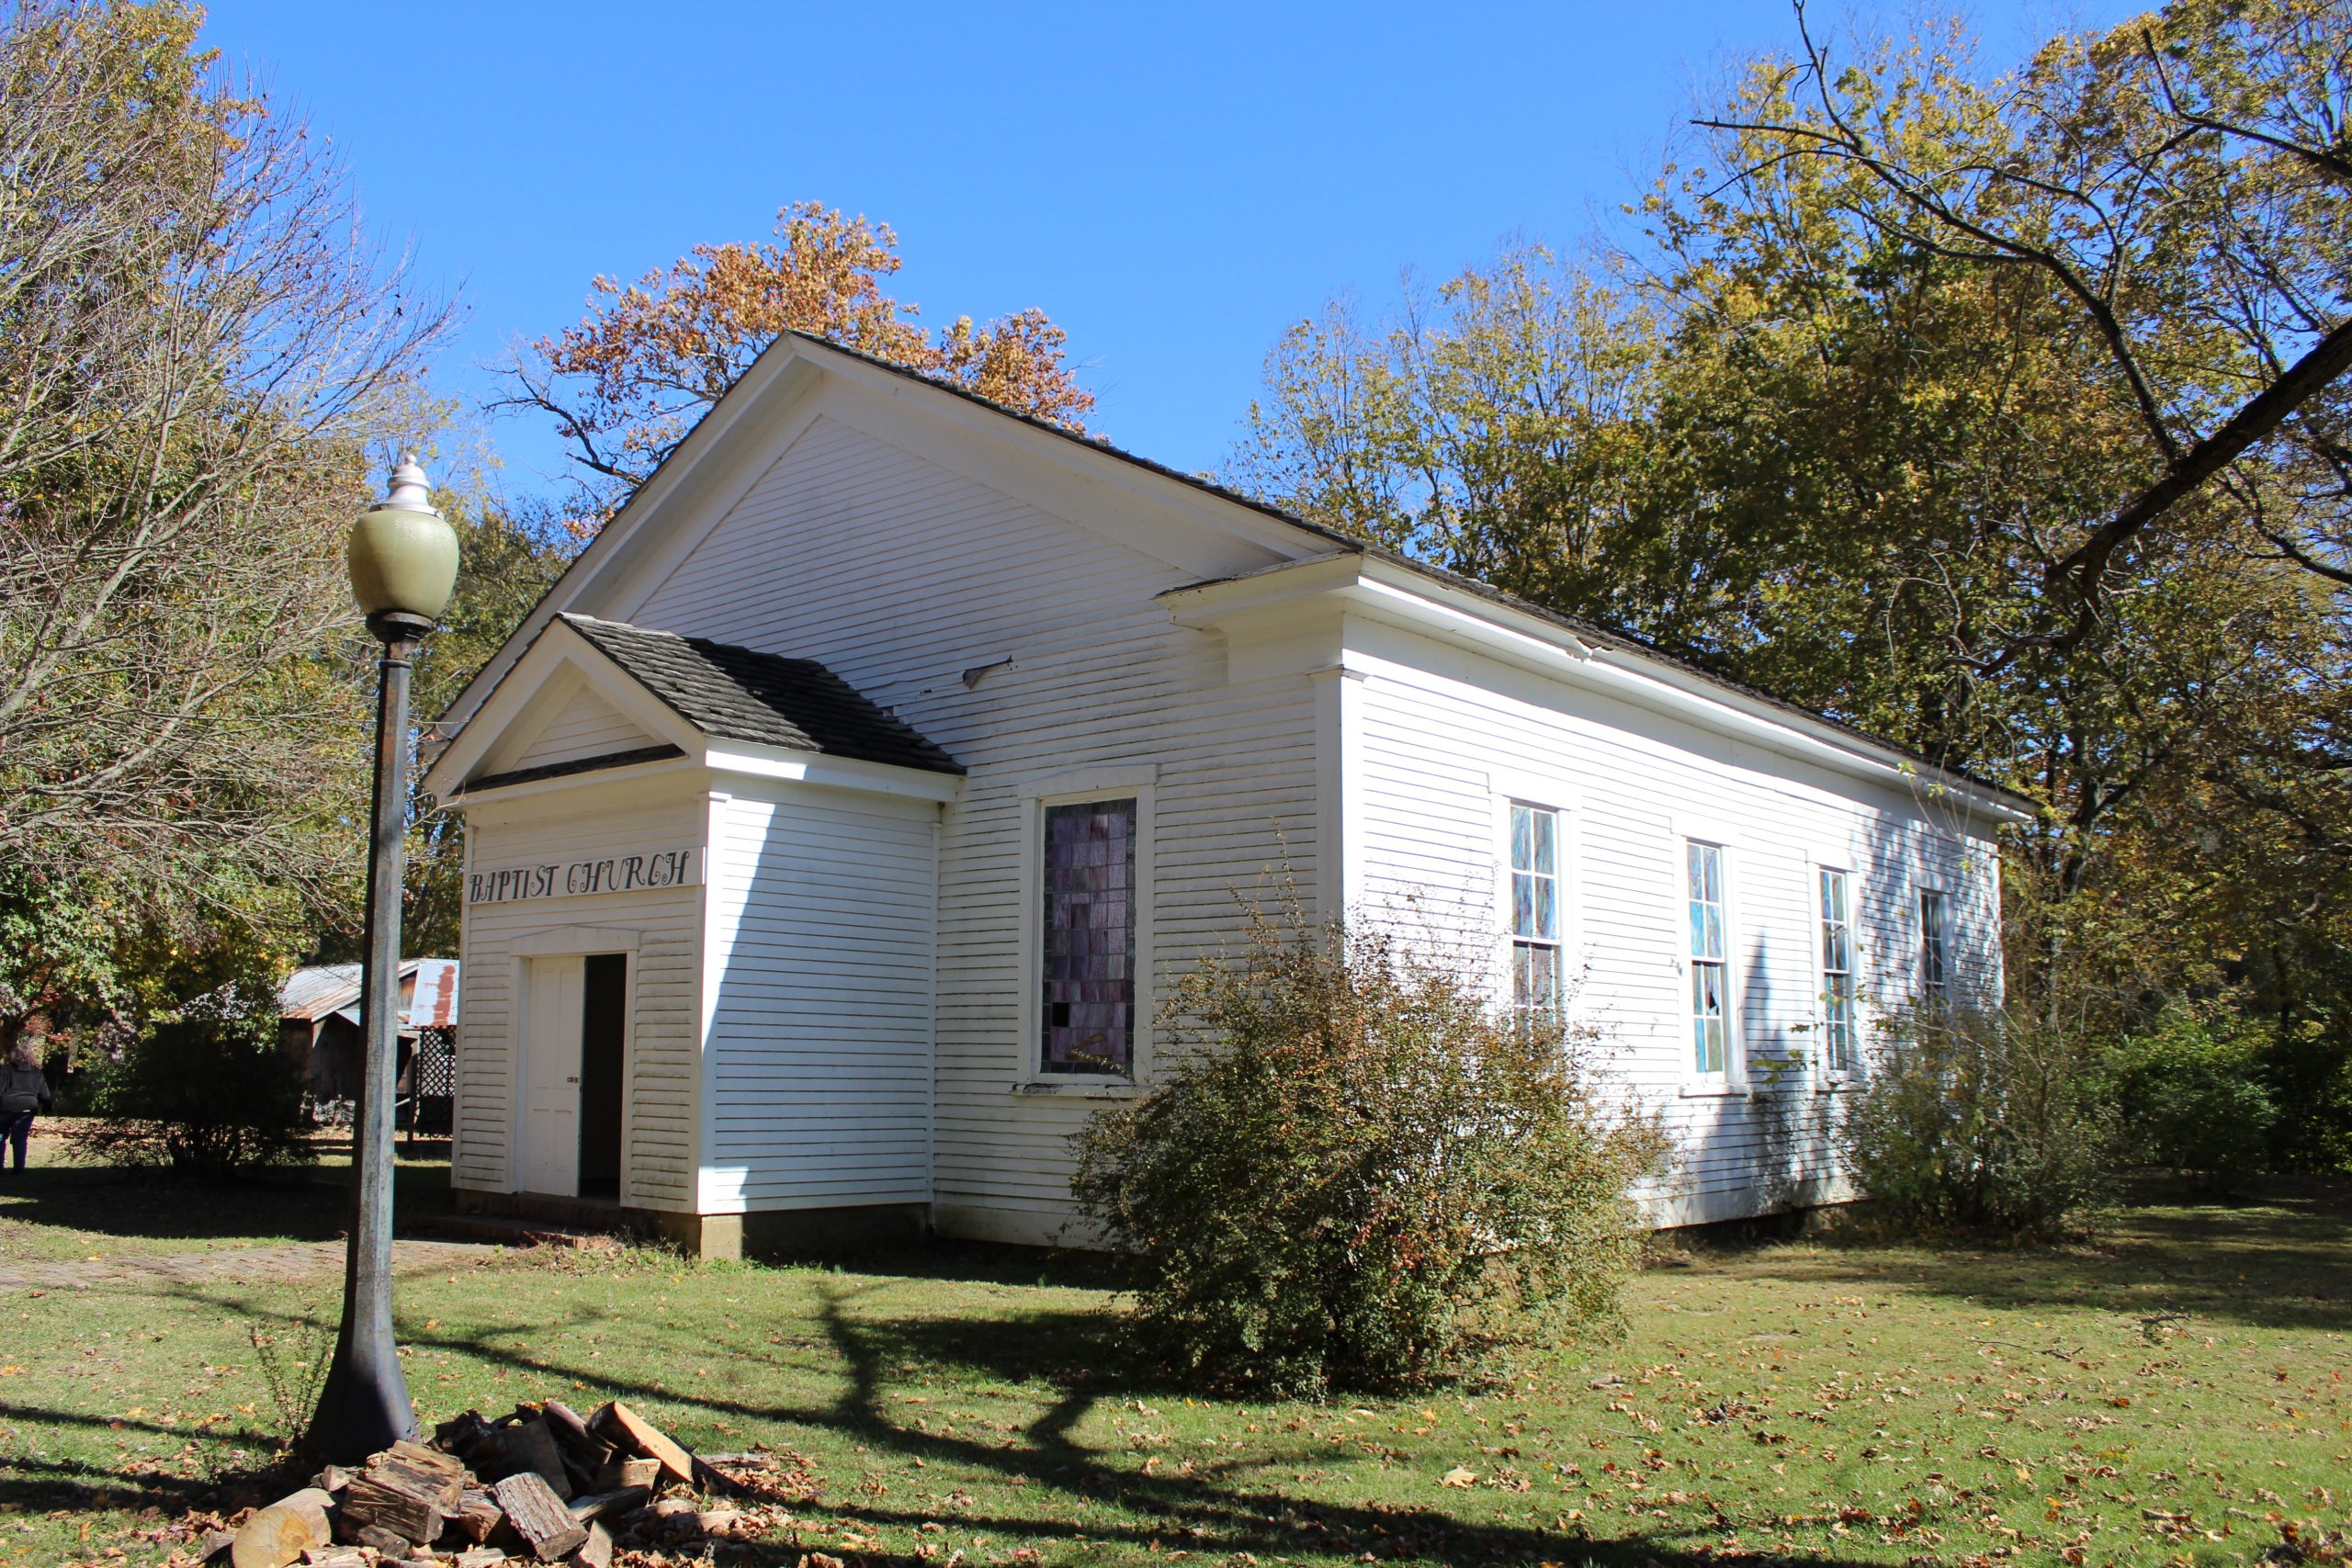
[346,453,458,637]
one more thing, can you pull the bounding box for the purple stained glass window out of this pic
[1040,798,1137,1075]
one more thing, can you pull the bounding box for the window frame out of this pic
[1813,862,1864,1088]
[1014,766,1157,1095]
[1917,886,1952,1011]
[1503,798,1567,1020]
[1487,773,1579,1020]
[1676,833,1745,1095]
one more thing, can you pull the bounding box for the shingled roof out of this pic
[560,614,962,775]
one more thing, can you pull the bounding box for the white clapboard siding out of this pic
[453,787,706,1210]
[1343,621,2002,1224]
[621,411,1325,1242]
[508,683,658,771]
[699,784,936,1212]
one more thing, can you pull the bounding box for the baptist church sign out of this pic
[465,845,704,905]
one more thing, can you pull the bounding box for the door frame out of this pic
[508,925,640,1201]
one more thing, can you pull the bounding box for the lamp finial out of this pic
[382,453,435,513]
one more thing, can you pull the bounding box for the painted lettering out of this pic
[465,844,703,904]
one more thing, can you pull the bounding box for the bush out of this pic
[1839,1003,2114,1240]
[2109,1003,2276,1191]
[63,988,312,1176]
[1069,913,1664,1397]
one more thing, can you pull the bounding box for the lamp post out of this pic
[307,455,460,1462]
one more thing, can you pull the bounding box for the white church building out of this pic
[421,332,2027,1258]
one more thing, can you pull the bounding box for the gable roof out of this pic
[560,614,962,775]
[437,329,2029,818]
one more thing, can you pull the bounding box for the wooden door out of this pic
[521,954,584,1195]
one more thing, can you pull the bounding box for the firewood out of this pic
[348,1521,415,1555]
[564,1486,648,1524]
[231,1486,334,1568]
[592,1401,694,1487]
[451,1488,504,1544]
[568,1519,614,1568]
[308,1466,352,1495]
[297,1550,366,1568]
[490,1472,589,1562]
[362,1450,465,1513]
[435,1410,496,1461]
[386,1438,467,1483]
[587,1458,660,1492]
[335,1472,441,1546]
[481,1417,574,1500]
[452,1551,510,1568]
[539,1400,605,1460]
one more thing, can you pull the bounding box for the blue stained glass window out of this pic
[1687,841,1730,1076]
[1819,868,1859,1074]
[1510,804,1563,1014]
[1040,798,1136,1075]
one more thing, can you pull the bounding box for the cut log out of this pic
[594,1400,694,1486]
[452,1551,510,1568]
[348,1524,414,1556]
[231,1487,334,1568]
[298,1550,367,1568]
[539,1400,604,1459]
[335,1472,440,1546]
[491,1472,589,1562]
[386,1438,467,1483]
[564,1486,648,1524]
[588,1458,660,1492]
[481,1417,574,1500]
[450,1488,505,1544]
[568,1519,614,1568]
[362,1450,465,1513]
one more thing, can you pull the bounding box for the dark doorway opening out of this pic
[577,953,628,1200]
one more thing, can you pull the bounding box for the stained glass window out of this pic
[1819,868,1859,1074]
[1510,804,1562,1015]
[1919,888,1951,1010]
[1040,798,1136,1076]
[1687,841,1730,1077]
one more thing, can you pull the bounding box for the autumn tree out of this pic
[0,0,452,1043]
[1233,0,2352,1156]
[505,203,1093,526]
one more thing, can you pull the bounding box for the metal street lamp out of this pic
[306,454,459,1461]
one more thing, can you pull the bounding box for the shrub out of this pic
[1839,1003,2114,1240]
[63,987,312,1176]
[2109,1003,2276,1191]
[1069,913,1664,1398]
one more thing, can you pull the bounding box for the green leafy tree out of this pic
[1233,4,2352,1139]
[0,0,453,939]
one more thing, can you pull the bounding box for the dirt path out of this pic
[0,1236,500,1292]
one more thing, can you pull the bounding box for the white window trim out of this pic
[1491,787,1578,1018]
[1673,831,1747,1097]
[1916,883,1955,1010]
[1811,859,1865,1091]
[1014,766,1157,1094]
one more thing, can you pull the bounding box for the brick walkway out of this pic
[0,1236,500,1292]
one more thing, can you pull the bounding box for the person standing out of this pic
[2,1041,52,1174]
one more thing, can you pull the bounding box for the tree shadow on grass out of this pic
[1705,1183,2352,1336]
[0,1161,453,1251]
[164,1277,1879,1568]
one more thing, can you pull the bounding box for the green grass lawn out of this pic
[0,1156,2346,1567]
[0,1122,453,1265]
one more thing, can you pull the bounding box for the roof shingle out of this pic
[560,614,961,775]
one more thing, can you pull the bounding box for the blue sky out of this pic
[199,2,2133,499]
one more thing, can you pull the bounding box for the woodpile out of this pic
[220,1400,758,1568]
